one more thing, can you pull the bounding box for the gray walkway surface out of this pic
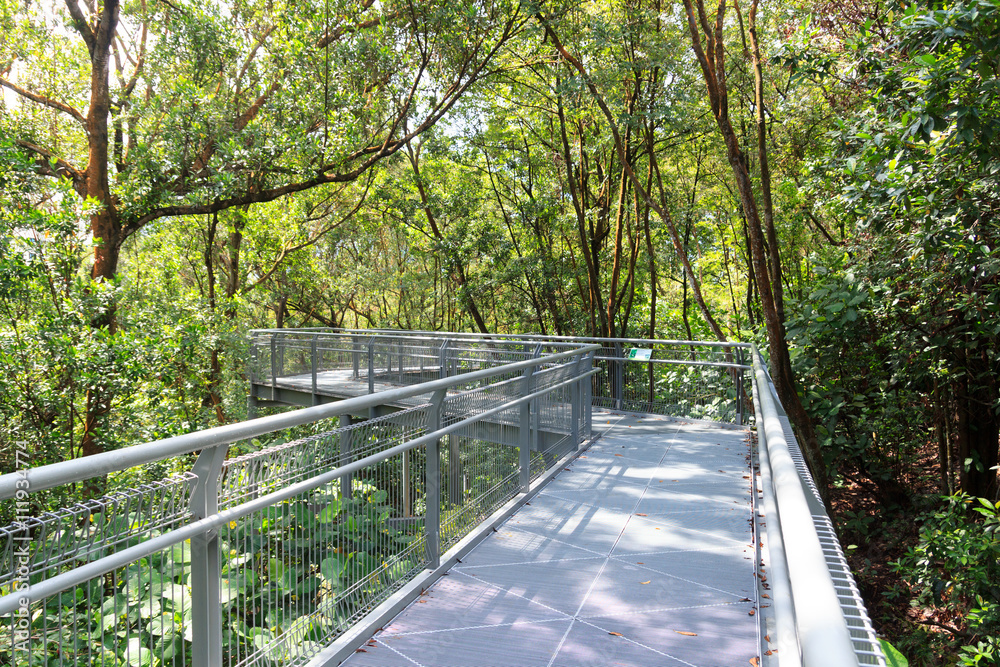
[345,412,760,666]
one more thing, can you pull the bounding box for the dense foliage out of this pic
[2,0,998,662]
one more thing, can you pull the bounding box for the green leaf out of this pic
[880,638,909,667]
[318,501,342,523]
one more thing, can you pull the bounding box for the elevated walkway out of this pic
[0,331,885,667]
[345,411,761,666]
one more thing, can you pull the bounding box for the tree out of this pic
[0,0,528,455]
[679,0,827,488]
[812,0,1000,499]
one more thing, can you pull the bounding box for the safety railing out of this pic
[252,329,751,424]
[248,331,589,407]
[0,345,598,667]
[750,346,885,666]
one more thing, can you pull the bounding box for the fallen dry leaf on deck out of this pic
[675,631,697,636]
[614,454,624,457]
[640,580,651,585]
[750,658,759,667]
[748,609,756,616]
[635,513,647,516]
[609,631,624,637]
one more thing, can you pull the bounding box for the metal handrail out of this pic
[250,329,752,425]
[0,344,599,499]
[751,345,884,666]
[0,366,599,617]
[253,327,754,350]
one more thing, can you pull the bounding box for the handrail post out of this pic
[613,341,624,410]
[270,334,278,398]
[311,335,319,406]
[248,342,259,418]
[277,331,285,381]
[368,339,375,395]
[249,336,257,385]
[352,336,361,379]
[735,347,744,425]
[340,415,353,501]
[571,354,582,450]
[398,339,404,384]
[519,362,536,492]
[583,351,594,434]
[438,340,451,379]
[530,345,542,452]
[189,445,228,667]
[425,389,447,568]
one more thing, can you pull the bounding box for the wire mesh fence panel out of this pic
[438,436,522,554]
[219,448,428,667]
[0,476,196,666]
[588,344,750,424]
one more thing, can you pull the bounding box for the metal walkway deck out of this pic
[344,411,760,666]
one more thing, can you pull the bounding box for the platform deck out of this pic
[343,411,760,667]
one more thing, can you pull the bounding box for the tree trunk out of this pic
[958,376,1000,500]
[680,0,827,491]
[748,0,785,324]
[203,211,226,423]
[78,0,121,464]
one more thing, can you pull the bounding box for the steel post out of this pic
[189,445,228,667]
[613,342,624,410]
[571,354,581,449]
[270,334,278,397]
[340,415,353,501]
[368,340,375,395]
[425,389,446,568]
[584,351,594,434]
[311,335,319,406]
[735,348,744,425]
[438,340,451,379]
[519,363,536,492]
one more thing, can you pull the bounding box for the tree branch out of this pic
[14,140,86,191]
[243,178,372,294]
[64,0,97,56]
[0,77,87,126]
